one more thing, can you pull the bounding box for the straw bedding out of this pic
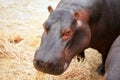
[0,0,103,80]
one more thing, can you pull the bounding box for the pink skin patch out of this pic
[64,63,68,70]
[77,20,82,27]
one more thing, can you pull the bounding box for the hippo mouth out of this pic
[33,59,69,75]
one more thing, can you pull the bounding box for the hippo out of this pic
[33,0,120,75]
[104,35,120,80]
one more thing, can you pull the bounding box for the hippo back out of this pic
[105,35,120,80]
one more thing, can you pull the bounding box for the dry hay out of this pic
[0,0,103,80]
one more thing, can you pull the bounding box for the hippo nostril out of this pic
[34,59,53,69]
[44,61,53,68]
[39,60,44,65]
[34,59,38,65]
[34,59,44,67]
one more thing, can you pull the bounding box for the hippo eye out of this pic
[62,28,74,40]
[43,23,50,33]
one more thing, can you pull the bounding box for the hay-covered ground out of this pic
[0,0,103,80]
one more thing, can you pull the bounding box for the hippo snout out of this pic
[33,50,69,75]
[33,58,68,75]
[34,59,53,70]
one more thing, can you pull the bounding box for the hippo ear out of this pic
[48,5,53,13]
[73,10,89,22]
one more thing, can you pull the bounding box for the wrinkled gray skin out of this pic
[34,0,120,75]
[104,35,120,80]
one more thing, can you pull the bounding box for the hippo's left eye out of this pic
[62,28,74,40]
[43,22,51,33]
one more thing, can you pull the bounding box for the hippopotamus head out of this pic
[33,6,91,75]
